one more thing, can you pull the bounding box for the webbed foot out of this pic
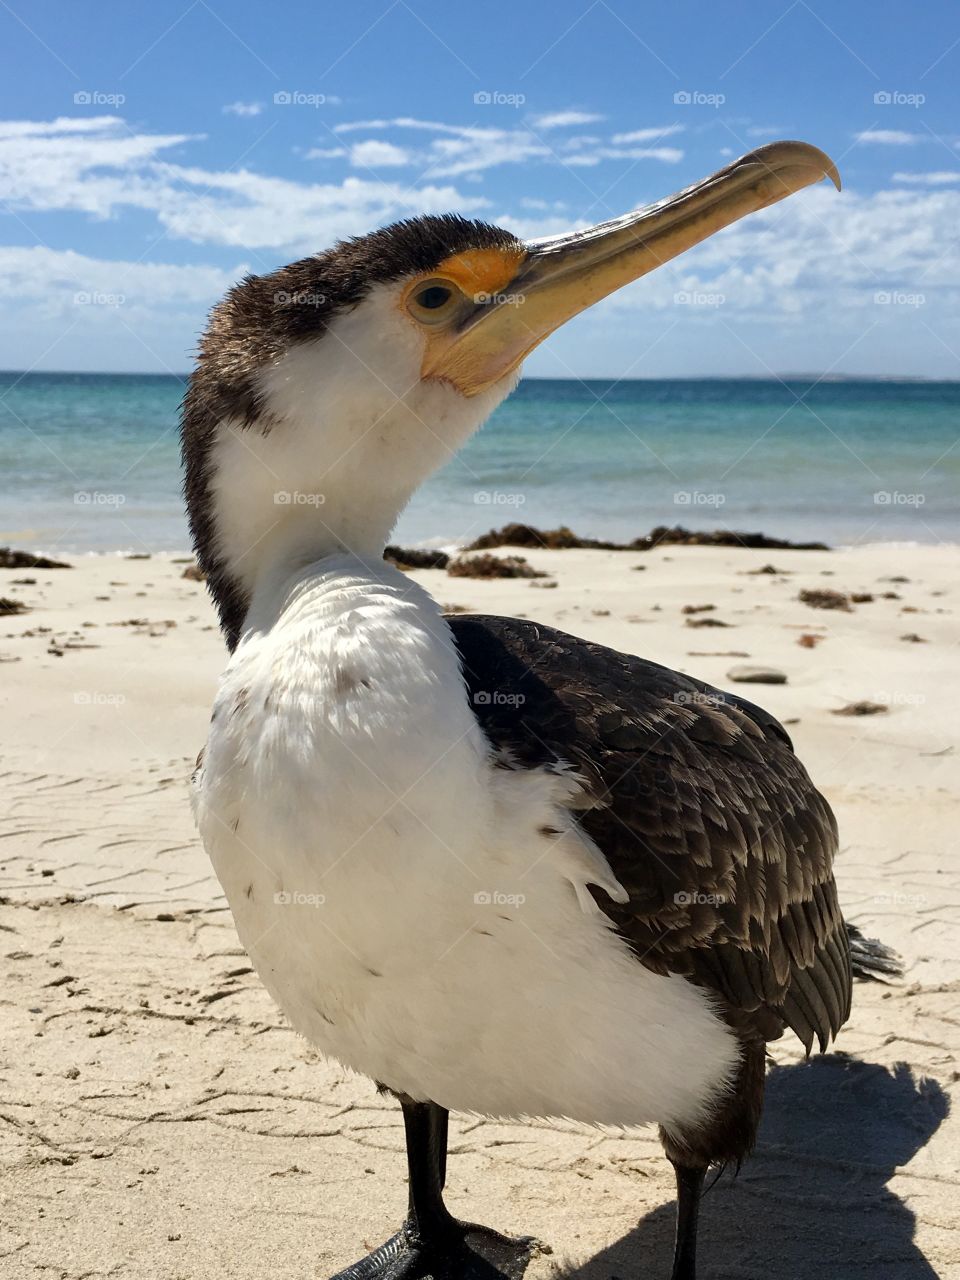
[331,1218,538,1280]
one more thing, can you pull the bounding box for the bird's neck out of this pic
[201,416,421,645]
[214,493,408,648]
[242,546,409,644]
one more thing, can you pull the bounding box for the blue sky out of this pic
[2,0,959,376]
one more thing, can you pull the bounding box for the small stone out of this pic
[727,665,787,685]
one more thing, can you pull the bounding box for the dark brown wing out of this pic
[450,614,852,1053]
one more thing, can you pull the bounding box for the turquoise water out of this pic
[1,372,957,554]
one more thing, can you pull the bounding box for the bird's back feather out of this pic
[450,613,853,1053]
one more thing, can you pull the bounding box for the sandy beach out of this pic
[2,542,958,1279]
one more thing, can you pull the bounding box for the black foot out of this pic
[331,1220,539,1280]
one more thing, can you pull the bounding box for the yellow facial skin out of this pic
[399,247,528,389]
[400,141,840,397]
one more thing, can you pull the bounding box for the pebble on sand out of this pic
[727,665,788,684]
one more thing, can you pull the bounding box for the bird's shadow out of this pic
[567,1055,948,1280]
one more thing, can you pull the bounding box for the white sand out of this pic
[1,544,958,1278]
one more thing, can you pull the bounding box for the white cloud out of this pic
[610,125,685,144]
[223,101,263,118]
[533,111,605,129]
[611,146,684,163]
[519,196,568,212]
[349,139,412,168]
[746,125,782,138]
[305,146,348,160]
[0,245,249,372]
[0,116,197,217]
[333,117,462,136]
[496,214,586,241]
[0,244,241,306]
[330,117,552,178]
[855,129,923,145]
[152,166,489,250]
[0,116,124,138]
[563,146,684,166]
[893,170,960,185]
[327,116,682,178]
[0,116,487,254]
[428,132,550,177]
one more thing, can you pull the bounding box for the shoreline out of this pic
[5,529,960,563]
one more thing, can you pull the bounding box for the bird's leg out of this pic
[659,1038,764,1280]
[329,1096,537,1280]
[403,1098,457,1243]
[668,1161,706,1280]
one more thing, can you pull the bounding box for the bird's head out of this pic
[182,141,839,647]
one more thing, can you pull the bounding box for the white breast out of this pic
[194,555,738,1129]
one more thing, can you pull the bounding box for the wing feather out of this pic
[450,613,852,1050]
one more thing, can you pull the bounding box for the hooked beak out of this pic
[424,141,840,396]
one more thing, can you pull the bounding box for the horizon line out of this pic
[0,370,955,384]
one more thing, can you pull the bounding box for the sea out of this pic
[1,372,957,555]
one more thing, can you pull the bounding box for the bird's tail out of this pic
[847,921,902,981]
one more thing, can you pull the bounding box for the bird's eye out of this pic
[418,285,451,309]
[406,278,461,324]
